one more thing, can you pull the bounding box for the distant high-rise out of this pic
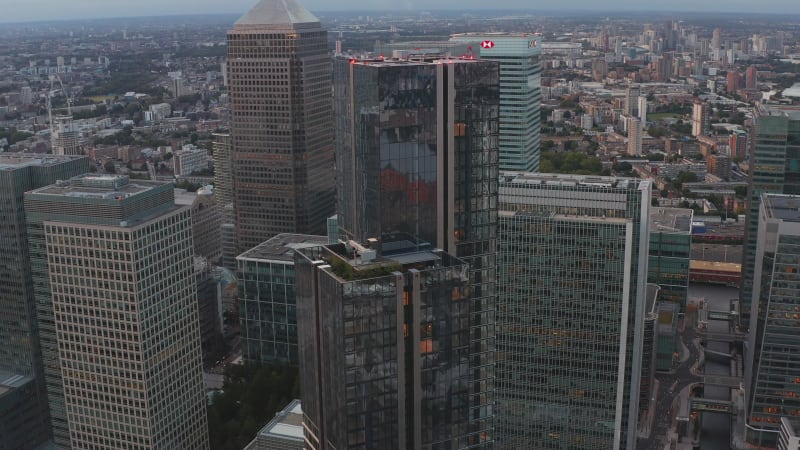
[227,0,335,253]
[692,100,710,137]
[745,194,800,447]
[51,115,82,156]
[625,85,640,117]
[730,129,749,160]
[746,65,758,89]
[451,33,543,172]
[496,173,652,450]
[638,95,648,124]
[331,55,499,448]
[0,153,89,449]
[627,117,642,156]
[741,105,800,328]
[25,175,209,449]
[712,28,721,50]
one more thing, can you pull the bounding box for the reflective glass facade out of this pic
[648,208,693,309]
[0,154,89,448]
[296,244,471,449]
[237,234,328,365]
[496,173,651,450]
[741,106,800,329]
[333,57,499,447]
[745,194,800,446]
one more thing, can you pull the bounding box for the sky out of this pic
[1,0,797,23]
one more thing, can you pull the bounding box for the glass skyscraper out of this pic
[451,33,543,172]
[332,56,499,447]
[648,208,693,309]
[745,194,800,447]
[25,175,209,449]
[295,243,472,449]
[226,0,335,253]
[741,105,800,329]
[237,233,328,365]
[496,173,651,450]
[0,154,89,449]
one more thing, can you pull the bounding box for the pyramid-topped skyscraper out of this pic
[226,0,334,254]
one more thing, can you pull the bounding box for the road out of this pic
[638,322,702,450]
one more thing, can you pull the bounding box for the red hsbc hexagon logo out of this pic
[480,40,495,49]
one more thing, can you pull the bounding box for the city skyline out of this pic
[2,0,800,23]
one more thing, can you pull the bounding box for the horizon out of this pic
[1,2,799,25]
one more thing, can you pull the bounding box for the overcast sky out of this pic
[1,0,796,23]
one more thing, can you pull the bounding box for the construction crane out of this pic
[46,73,72,130]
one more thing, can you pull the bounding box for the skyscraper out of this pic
[227,0,335,253]
[296,244,473,449]
[648,208,693,308]
[628,117,642,156]
[451,33,542,172]
[0,153,89,449]
[51,115,82,156]
[745,194,800,447]
[741,105,800,328]
[496,173,651,450]
[692,100,710,137]
[625,85,640,117]
[328,55,500,447]
[25,175,209,449]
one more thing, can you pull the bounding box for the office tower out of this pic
[237,233,327,364]
[745,194,800,447]
[496,173,652,450]
[451,33,542,172]
[51,115,81,156]
[627,117,642,156]
[213,132,237,270]
[227,0,334,253]
[0,154,89,449]
[331,56,499,447]
[25,175,209,449]
[741,105,800,329]
[174,187,222,263]
[779,418,800,450]
[296,243,473,449]
[692,100,709,137]
[625,85,640,117]
[244,399,305,450]
[639,284,659,419]
[648,208,693,308]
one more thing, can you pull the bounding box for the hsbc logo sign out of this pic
[529,39,538,48]
[480,40,495,49]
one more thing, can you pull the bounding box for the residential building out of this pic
[296,243,473,449]
[0,153,89,448]
[708,154,732,180]
[331,55,500,447]
[625,85,640,117]
[648,208,693,308]
[244,399,304,450]
[692,101,710,137]
[745,194,800,447]
[730,129,749,160]
[628,117,642,156]
[741,105,800,329]
[25,175,209,449]
[496,172,652,449]
[237,234,328,365]
[451,33,543,172]
[174,146,209,176]
[227,0,335,253]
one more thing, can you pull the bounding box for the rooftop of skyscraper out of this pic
[763,194,800,221]
[0,153,85,170]
[499,171,643,190]
[650,207,694,233]
[233,0,319,30]
[237,233,328,263]
[757,103,800,119]
[30,174,160,199]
